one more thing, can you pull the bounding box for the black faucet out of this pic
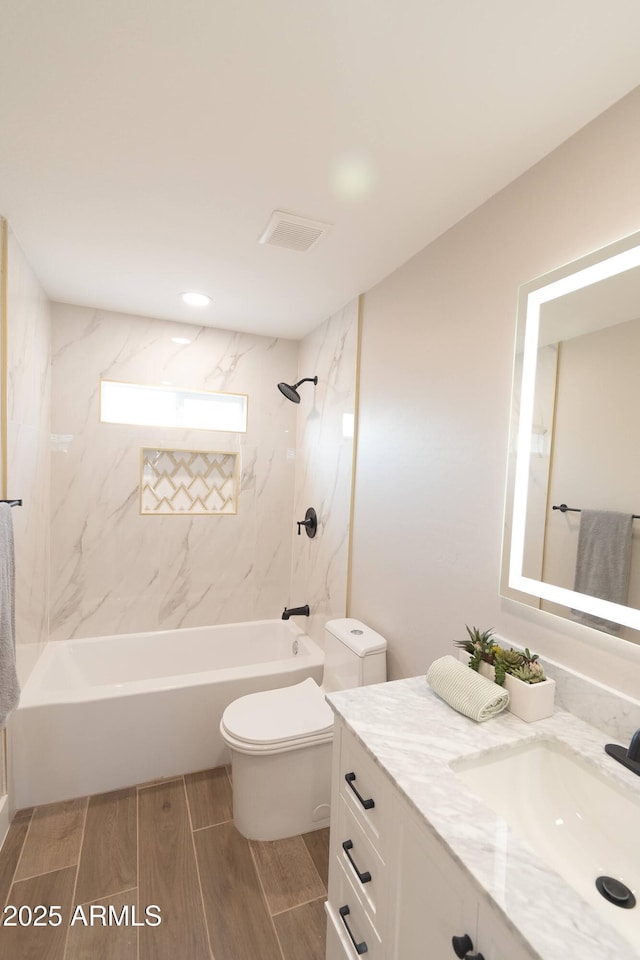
[282,605,310,620]
[605,728,640,776]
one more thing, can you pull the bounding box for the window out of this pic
[100,380,247,432]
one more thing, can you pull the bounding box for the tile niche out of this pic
[140,448,238,516]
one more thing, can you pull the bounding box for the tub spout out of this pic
[282,605,310,620]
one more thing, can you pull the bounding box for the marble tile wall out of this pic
[50,304,298,639]
[289,299,359,647]
[6,229,52,683]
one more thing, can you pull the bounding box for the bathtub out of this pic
[12,619,324,809]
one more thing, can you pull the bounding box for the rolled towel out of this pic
[426,655,509,722]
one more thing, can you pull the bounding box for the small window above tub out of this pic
[100,380,248,433]
[141,448,238,515]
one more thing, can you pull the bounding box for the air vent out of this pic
[258,211,331,252]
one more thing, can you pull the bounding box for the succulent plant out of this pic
[454,629,547,686]
[520,647,540,665]
[509,661,546,684]
[495,648,523,669]
[492,646,523,686]
[453,626,496,672]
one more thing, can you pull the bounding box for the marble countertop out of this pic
[326,676,640,960]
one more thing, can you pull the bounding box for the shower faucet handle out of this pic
[296,507,317,538]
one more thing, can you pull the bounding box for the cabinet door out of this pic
[476,901,535,960]
[393,807,477,960]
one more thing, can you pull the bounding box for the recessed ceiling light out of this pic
[180,291,211,307]
[171,336,191,345]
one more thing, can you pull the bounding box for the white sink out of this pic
[451,738,640,947]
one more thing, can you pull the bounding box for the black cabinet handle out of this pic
[452,934,473,958]
[345,772,375,810]
[467,955,485,960]
[342,840,372,884]
[339,905,368,955]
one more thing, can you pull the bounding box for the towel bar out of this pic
[552,503,640,520]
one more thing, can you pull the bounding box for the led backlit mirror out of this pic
[501,231,640,642]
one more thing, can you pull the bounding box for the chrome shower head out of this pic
[277,376,317,403]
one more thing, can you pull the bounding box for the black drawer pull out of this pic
[452,934,473,958]
[345,772,375,810]
[342,840,372,884]
[339,904,368,955]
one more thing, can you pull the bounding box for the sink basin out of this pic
[451,738,640,947]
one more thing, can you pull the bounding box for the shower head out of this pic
[277,376,318,403]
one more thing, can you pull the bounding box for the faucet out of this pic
[605,728,640,776]
[282,604,310,620]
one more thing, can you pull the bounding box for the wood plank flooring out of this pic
[0,767,329,960]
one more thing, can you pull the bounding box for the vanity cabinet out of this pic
[325,722,536,960]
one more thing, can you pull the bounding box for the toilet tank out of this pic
[322,618,387,693]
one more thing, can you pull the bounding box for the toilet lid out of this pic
[221,677,334,747]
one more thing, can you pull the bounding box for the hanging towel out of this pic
[426,655,509,722]
[0,504,19,727]
[572,509,633,634]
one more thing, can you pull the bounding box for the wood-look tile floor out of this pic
[0,766,329,960]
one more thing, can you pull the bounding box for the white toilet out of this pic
[220,618,386,841]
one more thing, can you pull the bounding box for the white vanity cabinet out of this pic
[326,722,536,960]
[395,803,534,960]
[326,720,394,959]
[474,906,536,960]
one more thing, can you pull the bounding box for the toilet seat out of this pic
[220,677,334,756]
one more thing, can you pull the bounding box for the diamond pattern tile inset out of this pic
[141,449,238,515]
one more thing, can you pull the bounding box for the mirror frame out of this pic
[504,229,640,632]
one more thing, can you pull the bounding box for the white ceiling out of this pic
[2,1,640,340]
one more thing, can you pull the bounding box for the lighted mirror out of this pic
[501,231,640,642]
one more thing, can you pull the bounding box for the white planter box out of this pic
[478,661,496,682]
[504,674,555,723]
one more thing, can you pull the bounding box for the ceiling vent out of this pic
[258,211,332,252]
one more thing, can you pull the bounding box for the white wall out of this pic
[6,228,51,683]
[350,85,640,695]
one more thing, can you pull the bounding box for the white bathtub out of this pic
[12,619,324,808]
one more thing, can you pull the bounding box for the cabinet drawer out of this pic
[325,904,351,960]
[339,728,391,856]
[335,794,388,935]
[326,871,383,960]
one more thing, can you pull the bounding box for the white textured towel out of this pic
[426,655,509,722]
[0,504,19,727]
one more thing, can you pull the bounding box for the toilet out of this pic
[220,618,386,841]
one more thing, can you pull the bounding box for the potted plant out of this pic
[453,626,500,680]
[500,647,555,723]
[455,628,555,722]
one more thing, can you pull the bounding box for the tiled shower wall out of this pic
[6,229,51,683]
[290,299,359,647]
[50,304,298,640]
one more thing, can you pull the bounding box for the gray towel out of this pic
[572,509,633,634]
[0,505,19,726]
[426,655,510,722]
